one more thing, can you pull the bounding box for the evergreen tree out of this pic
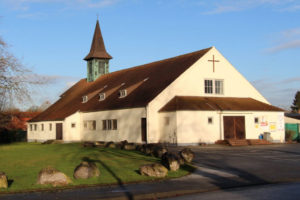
[291,91,300,113]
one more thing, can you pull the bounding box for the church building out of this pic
[27,20,285,144]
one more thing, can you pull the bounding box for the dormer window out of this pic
[119,89,127,98]
[99,93,106,101]
[82,96,88,103]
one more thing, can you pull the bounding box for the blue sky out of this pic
[0,0,300,109]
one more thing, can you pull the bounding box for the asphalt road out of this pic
[165,182,300,200]
[1,143,300,200]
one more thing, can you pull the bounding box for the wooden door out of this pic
[56,123,63,140]
[141,118,147,143]
[223,116,245,139]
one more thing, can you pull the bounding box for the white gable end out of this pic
[147,47,270,143]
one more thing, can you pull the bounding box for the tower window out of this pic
[82,96,88,103]
[119,89,127,98]
[99,93,106,101]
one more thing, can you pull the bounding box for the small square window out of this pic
[34,124,37,131]
[205,80,213,94]
[71,123,76,128]
[99,93,106,101]
[84,121,87,129]
[82,96,88,103]
[119,89,127,98]
[254,117,259,124]
[208,117,213,124]
[41,124,44,131]
[49,123,52,131]
[30,124,33,131]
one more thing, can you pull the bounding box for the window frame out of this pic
[82,96,88,103]
[99,93,106,101]
[204,79,224,95]
[119,89,127,98]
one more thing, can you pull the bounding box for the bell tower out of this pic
[84,20,112,82]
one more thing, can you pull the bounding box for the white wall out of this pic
[27,121,63,142]
[172,110,285,144]
[78,107,146,143]
[158,112,177,143]
[64,112,81,141]
[148,47,269,143]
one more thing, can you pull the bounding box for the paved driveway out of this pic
[176,143,300,183]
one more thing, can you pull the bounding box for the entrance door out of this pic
[56,123,63,140]
[223,116,245,139]
[141,118,147,143]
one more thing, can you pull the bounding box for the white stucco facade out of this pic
[27,47,285,144]
[159,111,284,144]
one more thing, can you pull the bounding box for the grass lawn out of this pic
[0,142,194,192]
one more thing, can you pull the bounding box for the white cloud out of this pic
[266,28,300,53]
[202,0,298,14]
[266,40,300,53]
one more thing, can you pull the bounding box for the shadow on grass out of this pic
[8,180,14,187]
[81,156,133,200]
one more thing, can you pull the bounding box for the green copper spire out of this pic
[84,20,112,82]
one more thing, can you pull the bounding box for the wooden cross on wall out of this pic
[208,55,220,73]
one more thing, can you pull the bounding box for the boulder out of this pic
[94,141,106,147]
[123,143,136,150]
[135,144,143,152]
[74,161,100,179]
[42,140,64,145]
[162,152,180,171]
[153,146,168,158]
[179,148,195,163]
[37,167,71,186]
[140,163,168,177]
[141,144,155,155]
[0,172,8,189]
[106,142,116,148]
[82,142,95,148]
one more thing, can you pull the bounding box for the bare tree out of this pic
[0,37,47,111]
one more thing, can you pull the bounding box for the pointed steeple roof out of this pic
[84,20,112,61]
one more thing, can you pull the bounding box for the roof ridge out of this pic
[92,47,213,82]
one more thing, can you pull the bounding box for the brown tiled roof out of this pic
[84,20,112,60]
[30,48,212,122]
[159,96,283,112]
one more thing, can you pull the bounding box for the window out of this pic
[30,124,33,131]
[41,124,44,131]
[119,89,127,98]
[208,117,213,124]
[215,80,224,94]
[102,120,107,130]
[205,80,213,94]
[82,96,88,103]
[99,93,106,101]
[204,79,224,95]
[113,119,117,130]
[254,117,259,124]
[71,123,76,128]
[34,124,37,131]
[102,119,118,130]
[49,123,52,131]
[83,120,96,130]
